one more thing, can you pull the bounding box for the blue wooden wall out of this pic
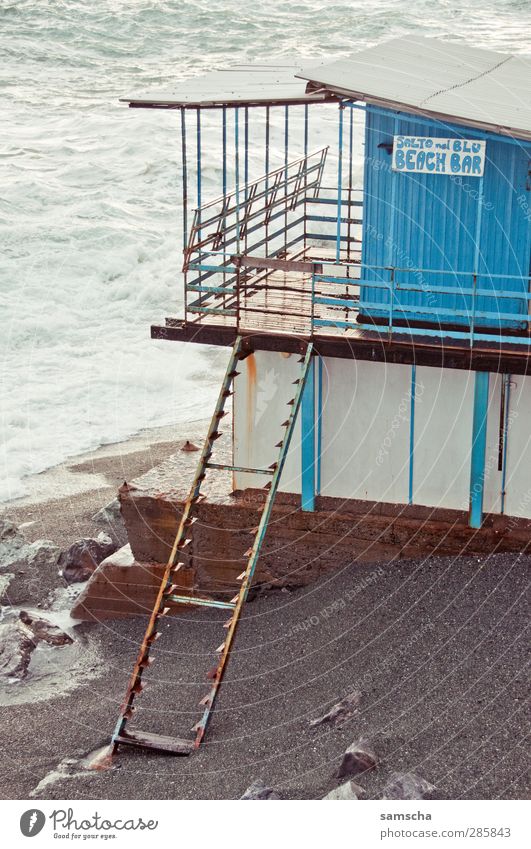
[360,107,531,330]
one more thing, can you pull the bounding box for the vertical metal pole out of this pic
[235,108,240,252]
[471,174,485,347]
[387,116,399,332]
[284,104,289,172]
[265,105,270,258]
[181,108,188,319]
[222,107,227,197]
[236,262,241,332]
[347,105,354,265]
[388,267,395,339]
[469,370,490,529]
[301,355,316,511]
[316,355,323,496]
[304,103,309,253]
[234,110,241,324]
[222,106,227,304]
[196,108,202,228]
[196,108,202,299]
[244,106,249,253]
[336,104,344,264]
[244,107,249,197]
[500,373,512,514]
[470,273,478,346]
[408,364,416,505]
[284,105,289,255]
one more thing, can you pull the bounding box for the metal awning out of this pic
[296,36,531,141]
[121,62,335,109]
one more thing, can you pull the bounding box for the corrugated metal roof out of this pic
[296,36,531,141]
[121,62,334,109]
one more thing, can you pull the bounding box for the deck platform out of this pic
[154,246,531,376]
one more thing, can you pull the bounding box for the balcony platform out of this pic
[154,249,531,376]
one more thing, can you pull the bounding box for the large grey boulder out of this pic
[92,499,127,547]
[18,611,73,647]
[239,779,280,800]
[337,738,378,779]
[0,520,62,605]
[0,518,27,567]
[59,533,117,584]
[310,691,362,728]
[0,619,36,680]
[382,772,436,800]
[323,780,364,800]
[0,611,74,681]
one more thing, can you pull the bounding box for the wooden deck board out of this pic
[188,246,363,337]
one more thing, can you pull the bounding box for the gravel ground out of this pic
[1,544,529,800]
[1,425,529,800]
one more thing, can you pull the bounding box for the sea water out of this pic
[1,0,530,501]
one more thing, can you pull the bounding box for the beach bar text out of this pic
[392,136,486,176]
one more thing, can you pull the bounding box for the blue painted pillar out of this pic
[469,371,490,528]
[408,364,416,505]
[301,356,316,511]
[316,356,323,497]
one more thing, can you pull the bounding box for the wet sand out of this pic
[2,419,211,550]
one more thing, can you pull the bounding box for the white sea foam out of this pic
[1,0,529,502]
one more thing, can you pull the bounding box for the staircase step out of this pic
[205,462,274,475]
[167,594,237,611]
[107,338,315,758]
[115,730,193,755]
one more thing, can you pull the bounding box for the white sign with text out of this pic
[392,136,486,176]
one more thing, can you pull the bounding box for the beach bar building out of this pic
[126,36,531,527]
[90,37,531,757]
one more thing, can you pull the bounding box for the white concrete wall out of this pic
[233,350,302,493]
[412,366,474,510]
[319,358,411,503]
[483,373,504,516]
[502,374,531,519]
[233,350,531,519]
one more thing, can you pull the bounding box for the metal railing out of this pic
[185,250,531,349]
[311,263,531,347]
[181,155,530,349]
[184,147,328,271]
[181,149,369,321]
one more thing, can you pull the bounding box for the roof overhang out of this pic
[296,36,531,142]
[121,62,336,109]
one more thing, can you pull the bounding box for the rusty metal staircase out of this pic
[98,336,314,763]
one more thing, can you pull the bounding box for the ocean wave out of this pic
[1,0,530,501]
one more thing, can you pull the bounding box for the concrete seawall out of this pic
[72,435,531,621]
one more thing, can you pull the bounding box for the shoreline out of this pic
[1,418,210,550]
